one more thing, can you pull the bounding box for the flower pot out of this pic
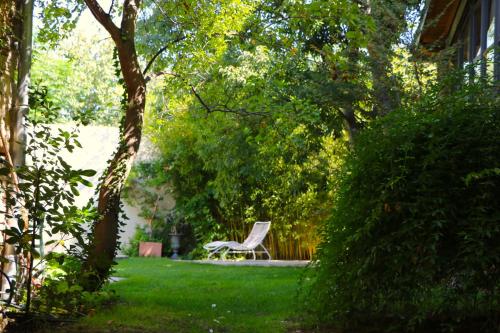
[169,233,182,259]
[139,241,162,257]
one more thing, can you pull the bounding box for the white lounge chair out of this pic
[203,221,272,260]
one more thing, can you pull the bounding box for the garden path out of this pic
[189,259,310,267]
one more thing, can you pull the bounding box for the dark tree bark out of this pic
[366,0,416,117]
[10,0,32,168]
[0,0,18,126]
[82,0,146,289]
[0,0,20,300]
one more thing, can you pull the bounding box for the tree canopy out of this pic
[27,0,432,261]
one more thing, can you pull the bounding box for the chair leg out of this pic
[208,248,224,260]
[208,247,223,260]
[260,244,272,260]
[252,250,256,260]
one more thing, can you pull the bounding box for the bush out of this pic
[305,79,500,332]
[33,253,116,315]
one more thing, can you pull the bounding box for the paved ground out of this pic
[109,276,126,283]
[115,256,310,267]
[189,259,310,267]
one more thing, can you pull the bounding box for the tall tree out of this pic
[0,0,20,302]
[11,0,33,167]
[0,1,18,127]
[33,0,254,287]
[1,0,33,301]
[366,0,419,117]
[81,0,146,288]
[238,0,419,141]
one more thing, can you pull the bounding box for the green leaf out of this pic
[80,169,97,177]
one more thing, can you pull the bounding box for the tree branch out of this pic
[143,36,186,76]
[143,45,168,75]
[150,71,266,117]
[83,0,120,40]
[190,86,212,112]
[145,71,179,83]
[108,0,115,15]
[190,86,267,117]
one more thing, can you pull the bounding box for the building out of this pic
[418,0,500,79]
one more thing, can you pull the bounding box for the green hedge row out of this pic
[306,80,500,332]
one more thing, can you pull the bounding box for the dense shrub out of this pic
[306,79,500,332]
[32,253,116,315]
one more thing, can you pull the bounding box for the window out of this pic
[452,0,499,80]
[485,0,495,76]
[472,5,481,61]
[454,20,470,68]
[486,0,495,47]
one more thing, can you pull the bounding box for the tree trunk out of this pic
[0,0,20,301]
[10,0,33,167]
[366,0,412,117]
[82,0,146,290]
[0,1,18,125]
[342,106,360,144]
[340,47,363,144]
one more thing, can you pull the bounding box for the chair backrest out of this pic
[242,221,271,249]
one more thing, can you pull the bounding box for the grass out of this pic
[51,258,306,333]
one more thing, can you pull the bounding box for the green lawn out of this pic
[56,258,305,333]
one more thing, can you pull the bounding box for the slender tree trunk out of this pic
[10,0,33,167]
[367,25,400,117]
[341,47,363,144]
[82,0,146,289]
[0,0,22,302]
[0,0,15,299]
[0,0,18,125]
[366,0,413,116]
[342,106,359,143]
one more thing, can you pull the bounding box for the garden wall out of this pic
[42,124,175,253]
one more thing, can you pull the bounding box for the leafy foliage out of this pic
[0,86,100,316]
[137,0,255,75]
[31,32,124,125]
[145,82,346,259]
[133,0,430,260]
[35,0,85,47]
[304,76,500,332]
[32,253,116,315]
[2,123,97,258]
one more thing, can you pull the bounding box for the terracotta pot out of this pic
[139,241,162,257]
